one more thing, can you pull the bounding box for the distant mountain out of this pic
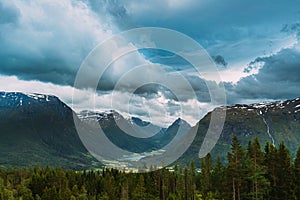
[3,91,299,169]
[78,110,191,153]
[0,92,191,169]
[178,97,300,165]
[78,110,164,138]
[0,92,101,169]
[130,117,151,127]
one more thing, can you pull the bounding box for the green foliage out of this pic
[295,147,300,199]
[0,137,299,199]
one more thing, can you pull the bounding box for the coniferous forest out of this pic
[1,136,300,200]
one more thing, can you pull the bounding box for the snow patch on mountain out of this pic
[78,110,115,122]
[25,93,52,102]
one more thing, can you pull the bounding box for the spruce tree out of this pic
[275,142,295,199]
[227,135,246,200]
[265,142,295,200]
[200,153,213,198]
[294,147,300,199]
[211,156,224,198]
[247,137,270,199]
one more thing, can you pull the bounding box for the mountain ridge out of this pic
[1,91,299,169]
[0,92,192,169]
[0,92,101,169]
[177,96,300,165]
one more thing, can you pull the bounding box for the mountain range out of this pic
[178,97,300,165]
[0,92,101,169]
[0,91,299,169]
[0,92,190,169]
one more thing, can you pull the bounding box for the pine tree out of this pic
[189,160,197,200]
[132,175,147,200]
[247,137,270,199]
[265,142,295,200]
[275,142,295,199]
[200,153,213,198]
[211,156,224,198]
[294,147,300,199]
[227,135,246,200]
[264,141,277,200]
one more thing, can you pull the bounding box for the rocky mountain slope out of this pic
[178,97,300,165]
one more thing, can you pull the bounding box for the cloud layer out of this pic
[226,45,300,103]
[1,0,300,125]
[0,0,114,85]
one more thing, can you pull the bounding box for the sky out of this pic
[0,0,300,127]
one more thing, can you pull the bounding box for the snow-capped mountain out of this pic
[78,110,120,122]
[1,92,56,106]
[225,97,300,114]
[1,91,299,168]
[78,110,166,138]
[178,97,300,165]
[0,92,101,169]
[77,109,191,153]
[0,92,192,168]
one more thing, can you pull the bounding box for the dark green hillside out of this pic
[0,92,101,169]
[178,98,300,165]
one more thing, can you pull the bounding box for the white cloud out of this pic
[0,0,115,84]
[2,0,299,128]
[0,75,75,103]
[0,74,216,127]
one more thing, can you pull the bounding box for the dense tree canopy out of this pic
[0,136,299,200]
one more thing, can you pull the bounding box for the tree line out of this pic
[1,136,300,200]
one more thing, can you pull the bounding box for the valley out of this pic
[0,92,299,170]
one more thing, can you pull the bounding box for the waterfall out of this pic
[256,111,275,145]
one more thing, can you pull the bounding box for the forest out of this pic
[1,136,300,200]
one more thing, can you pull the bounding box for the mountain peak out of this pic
[223,97,300,115]
[78,109,124,123]
[0,91,100,169]
[0,91,61,107]
[172,118,191,127]
[178,96,300,166]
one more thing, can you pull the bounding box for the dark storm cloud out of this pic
[226,47,300,103]
[133,84,177,100]
[108,0,300,81]
[0,0,114,86]
[1,0,300,110]
[0,2,19,24]
[117,0,300,44]
[0,51,77,85]
[212,55,228,68]
[281,23,300,38]
[97,67,213,103]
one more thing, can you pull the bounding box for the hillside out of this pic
[0,92,101,169]
[178,97,300,165]
[1,91,299,169]
[0,92,191,169]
